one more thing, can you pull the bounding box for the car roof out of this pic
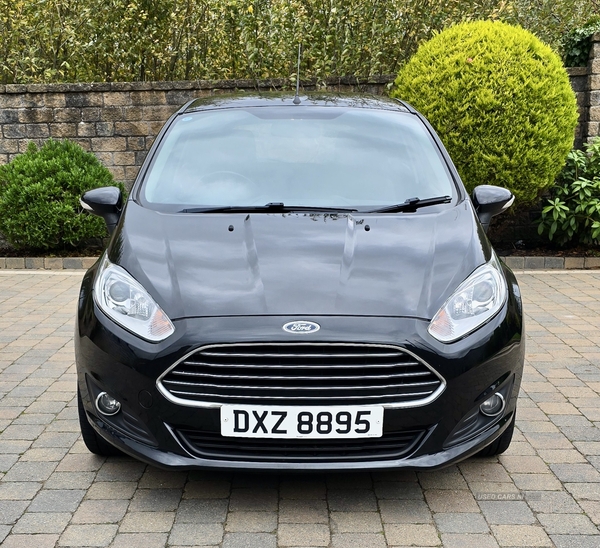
[183,92,412,114]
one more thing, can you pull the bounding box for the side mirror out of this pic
[472,185,514,233]
[80,187,123,235]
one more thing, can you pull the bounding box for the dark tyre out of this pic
[476,414,515,457]
[77,388,123,456]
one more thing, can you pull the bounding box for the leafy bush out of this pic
[0,139,124,250]
[562,17,600,67]
[0,0,594,84]
[537,139,600,246]
[392,20,578,206]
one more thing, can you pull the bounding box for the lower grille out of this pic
[158,342,445,407]
[174,427,428,463]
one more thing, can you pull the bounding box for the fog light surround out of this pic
[96,392,122,416]
[480,393,505,417]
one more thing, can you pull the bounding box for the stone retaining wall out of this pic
[0,76,392,189]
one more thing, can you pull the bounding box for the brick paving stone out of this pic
[225,511,277,532]
[550,463,600,482]
[58,523,118,546]
[228,488,278,512]
[524,490,583,513]
[379,499,432,524]
[129,488,183,511]
[278,524,330,547]
[1,534,60,548]
[175,499,229,523]
[168,523,224,546]
[433,512,489,533]
[72,500,130,524]
[373,481,424,500]
[536,513,599,535]
[478,501,536,524]
[183,480,231,499]
[12,511,72,534]
[330,511,383,533]
[119,511,175,533]
[109,532,168,548]
[222,532,276,548]
[491,524,553,547]
[28,488,85,512]
[424,489,480,513]
[279,499,328,524]
[331,532,387,548]
[0,500,28,524]
[327,489,378,512]
[383,523,440,546]
[279,480,326,500]
[440,533,500,548]
[550,536,600,548]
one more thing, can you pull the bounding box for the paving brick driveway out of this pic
[1,269,600,548]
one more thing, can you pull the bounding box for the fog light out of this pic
[480,393,505,417]
[96,392,121,416]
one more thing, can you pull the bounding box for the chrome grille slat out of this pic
[158,342,445,407]
[169,371,432,380]
[163,380,440,390]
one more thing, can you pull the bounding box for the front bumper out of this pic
[75,267,524,471]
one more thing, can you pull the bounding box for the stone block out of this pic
[585,257,600,269]
[123,107,144,121]
[72,138,91,151]
[0,153,8,164]
[5,258,24,269]
[50,124,77,138]
[0,110,19,123]
[81,107,101,122]
[54,108,81,123]
[569,76,588,93]
[102,91,131,106]
[90,137,127,152]
[502,256,524,270]
[62,258,83,269]
[44,258,63,270]
[44,93,66,108]
[130,90,166,106]
[126,136,146,150]
[65,92,103,108]
[100,106,124,122]
[81,257,99,269]
[108,165,125,180]
[113,152,135,165]
[17,108,53,123]
[544,257,564,269]
[25,258,44,269]
[76,122,97,137]
[129,82,153,91]
[590,105,600,122]
[142,105,177,120]
[0,258,5,268]
[148,121,165,134]
[95,122,114,137]
[124,165,141,181]
[134,151,147,165]
[115,121,151,136]
[524,256,545,269]
[25,124,49,138]
[165,89,197,105]
[591,91,600,107]
[565,257,585,269]
[3,124,26,138]
[0,140,19,154]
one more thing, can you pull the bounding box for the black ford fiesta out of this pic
[75,93,524,471]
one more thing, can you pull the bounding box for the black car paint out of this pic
[75,93,524,470]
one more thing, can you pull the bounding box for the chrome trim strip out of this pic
[156,342,447,410]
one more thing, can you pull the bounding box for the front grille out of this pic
[158,343,444,407]
[174,427,428,462]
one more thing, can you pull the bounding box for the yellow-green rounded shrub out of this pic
[392,20,578,205]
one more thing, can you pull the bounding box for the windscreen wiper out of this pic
[180,203,359,214]
[368,195,452,214]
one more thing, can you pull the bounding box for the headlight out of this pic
[93,256,175,342]
[428,256,507,343]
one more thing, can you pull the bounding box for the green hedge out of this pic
[0,140,125,251]
[0,0,595,84]
[393,20,578,206]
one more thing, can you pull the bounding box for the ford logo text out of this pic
[282,321,321,334]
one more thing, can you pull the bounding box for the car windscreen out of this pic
[140,107,456,211]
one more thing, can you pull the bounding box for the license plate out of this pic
[220,404,383,439]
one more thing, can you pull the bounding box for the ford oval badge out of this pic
[283,321,321,334]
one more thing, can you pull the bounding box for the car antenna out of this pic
[293,43,302,105]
